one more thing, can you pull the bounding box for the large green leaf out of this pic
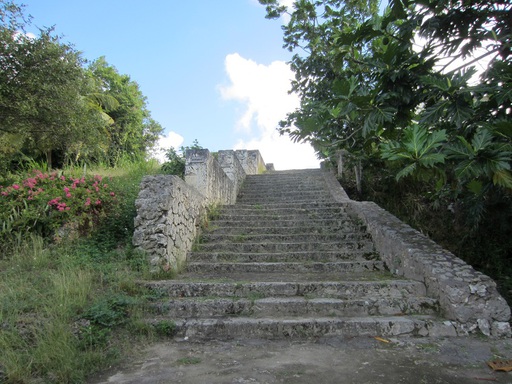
[419,100,450,125]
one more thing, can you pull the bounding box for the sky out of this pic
[19,0,320,170]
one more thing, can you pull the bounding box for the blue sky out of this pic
[20,0,320,169]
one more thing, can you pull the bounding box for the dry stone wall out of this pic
[133,149,266,272]
[133,175,205,271]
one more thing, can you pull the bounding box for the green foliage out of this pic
[161,147,186,176]
[0,2,163,171]
[88,57,163,167]
[381,125,447,181]
[83,294,137,327]
[0,159,169,383]
[152,320,177,337]
[446,129,512,189]
[161,139,202,178]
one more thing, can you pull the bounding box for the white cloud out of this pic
[149,131,184,163]
[220,53,319,170]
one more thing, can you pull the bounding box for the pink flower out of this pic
[60,176,66,181]
[48,197,62,206]
[84,198,91,206]
[12,184,20,190]
[64,187,70,193]
[110,192,115,196]
[95,199,101,205]
[23,178,37,189]
[66,193,71,198]
[1,191,8,196]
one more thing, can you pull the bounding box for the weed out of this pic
[176,356,202,365]
[233,233,247,243]
[416,343,440,353]
[152,320,177,337]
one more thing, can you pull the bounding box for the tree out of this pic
[87,57,162,166]
[260,0,511,192]
[0,1,163,170]
[0,1,108,169]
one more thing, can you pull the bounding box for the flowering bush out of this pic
[1,170,117,243]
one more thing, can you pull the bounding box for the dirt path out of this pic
[90,335,512,384]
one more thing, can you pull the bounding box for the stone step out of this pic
[194,240,375,253]
[215,212,355,223]
[200,232,371,244]
[153,296,440,318]
[148,316,459,339]
[144,279,427,299]
[244,172,324,181]
[217,206,349,218]
[204,224,367,236]
[185,261,384,274]
[210,218,362,229]
[238,187,329,195]
[210,213,352,227]
[221,201,347,211]
[237,193,332,203]
[188,250,378,263]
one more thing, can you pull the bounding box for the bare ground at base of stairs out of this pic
[90,335,512,384]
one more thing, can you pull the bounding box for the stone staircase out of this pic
[144,169,449,339]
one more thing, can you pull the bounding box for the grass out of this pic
[0,159,179,383]
[176,356,201,365]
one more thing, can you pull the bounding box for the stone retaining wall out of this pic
[133,175,205,271]
[322,171,511,337]
[133,149,267,272]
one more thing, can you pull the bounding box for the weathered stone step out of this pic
[210,218,362,229]
[199,232,371,244]
[243,174,325,183]
[237,192,332,202]
[210,212,356,227]
[221,201,347,211]
[238,187,329,195]
[150,316,459,339]
[204,224,366,236]
[218,206,349,218]
[154,296,440,318]
[145,280,427,299]
[243,171,324,181]
[195,240,374,253]
[188,250,378,263]
[185,261,384,274]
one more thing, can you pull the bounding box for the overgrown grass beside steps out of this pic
[0,160,176,383]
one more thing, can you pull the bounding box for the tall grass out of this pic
[0,158,172,383]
